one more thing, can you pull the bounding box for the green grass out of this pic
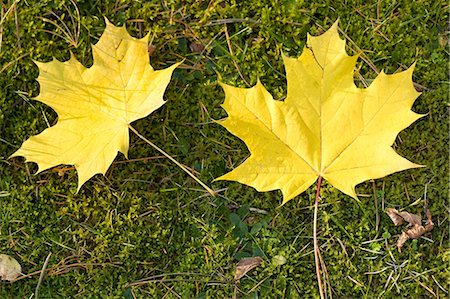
[0,0,448,298]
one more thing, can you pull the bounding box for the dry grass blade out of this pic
[14,255,122,282]
[206,18,260,26]
[223,24,251,87]
[0,53,29,74]
[38,0,81,48]
[35,252,52,299]
[318,247,332,299]
[372,182,380,232]
[0,0,19,26]
[125,272,216,288]
[431,274,449,294]
[0,0,20,51]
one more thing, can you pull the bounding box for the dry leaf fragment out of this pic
[234,256,263,280]
[386,208,422,226]
[189,42,205,53]
[386,208,406,225]
[0,254,22,281]
[386,208,434,252]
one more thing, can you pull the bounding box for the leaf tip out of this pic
[212,174,226,183]
[172,60,184,70]
[280,197,291,206]
[331,18,340,30]
[8,149,19,160]
[217,80,234,99]
[408,61,418,70]
[103,16,115,28]
[342,186,358,199]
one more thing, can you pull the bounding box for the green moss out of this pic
[0,0,448,298]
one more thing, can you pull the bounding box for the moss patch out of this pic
[0,0,448,298]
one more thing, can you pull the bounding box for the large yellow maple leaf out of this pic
[217,21,424,204]
[11,19,179,190]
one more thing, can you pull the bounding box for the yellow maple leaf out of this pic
[216,21,424,204]
[11,19,179,190]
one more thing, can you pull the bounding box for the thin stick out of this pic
[128,124,216,196]
[35,252,52,299]
[314,176,325,299]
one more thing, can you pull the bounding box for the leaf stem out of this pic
[128,124,216,196]
[314,176,325,299]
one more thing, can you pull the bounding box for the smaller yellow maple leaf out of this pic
[11,18,180,190]
[216,21,424,204]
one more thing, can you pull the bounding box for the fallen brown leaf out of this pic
[386,208,406,226]
[234,256,263,281]
[386,208,422,226]
[386,208,434,252]
[0,254,22,281]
